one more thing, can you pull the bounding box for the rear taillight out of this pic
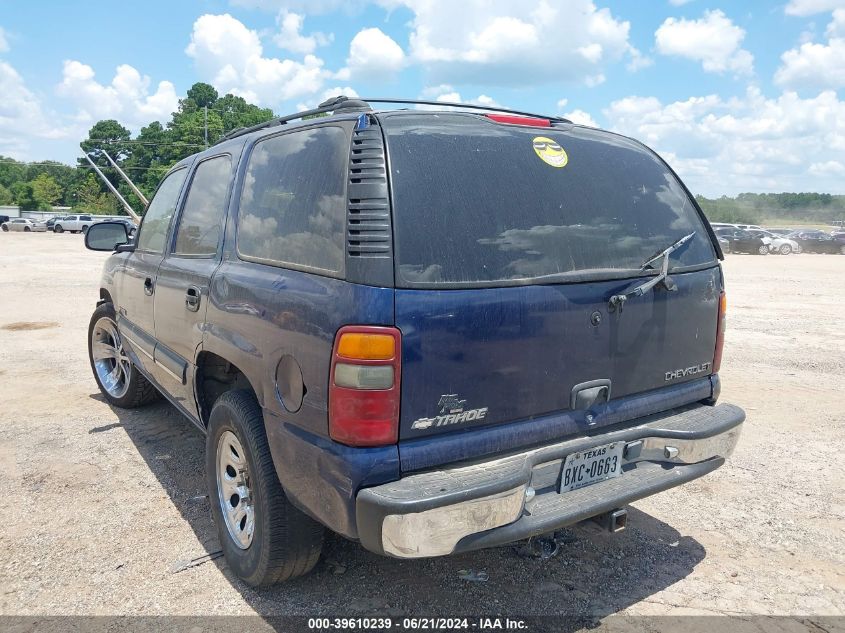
[485,113,551,127]
[713,291,727,373]
[329,326,401,447]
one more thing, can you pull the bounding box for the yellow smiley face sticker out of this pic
[532,136,568,168]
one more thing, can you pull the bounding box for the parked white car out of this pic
[1,218,47,232]
[53,214,100,234]
[747,229,802,255]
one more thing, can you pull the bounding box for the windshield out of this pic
[382,113,717,288]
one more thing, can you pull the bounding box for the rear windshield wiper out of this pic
[608,232,696,313]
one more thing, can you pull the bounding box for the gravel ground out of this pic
[0,232,842,624]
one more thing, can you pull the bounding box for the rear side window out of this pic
[237,126,347,274]
[173,155,231,257]
[137,168,188,254]
[383,114,716,288]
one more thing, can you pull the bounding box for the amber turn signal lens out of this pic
[337,333,395,360]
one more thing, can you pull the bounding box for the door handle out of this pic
[143,277,154,296]
[185,286,201,312]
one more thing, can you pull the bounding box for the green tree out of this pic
[72,173,117,214]
[11,181,36,210]
[186,82,218,108]
[124,121,175,198]
[0,155,27,189]
[213,93,274,135]
[0,183,13,205]
[80,120,133,161]
[30,173,63,209]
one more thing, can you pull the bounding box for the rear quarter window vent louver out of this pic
[347,127,392,260]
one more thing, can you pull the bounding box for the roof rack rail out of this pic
[360,97,571,123]
[219,95,570,144]
[221,96,371,142]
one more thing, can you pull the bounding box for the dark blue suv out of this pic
[84,97,744,586]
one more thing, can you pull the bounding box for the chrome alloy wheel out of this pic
[91,317,131,399]
[216,431,255,549]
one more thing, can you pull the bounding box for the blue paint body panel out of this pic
[395,267,721,440]
[397,376,714,473]
[264,410,399,539]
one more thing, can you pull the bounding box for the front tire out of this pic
[81,225,89,234]
[54,225,63,233]
[206,390,323,586]
[779,244,792,255]
[840,245,845,255]
[24,226,31,232]
[88,302,159,408]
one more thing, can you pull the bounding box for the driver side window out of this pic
[136,168,188,253]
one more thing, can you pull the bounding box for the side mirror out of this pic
[85,221,130,252]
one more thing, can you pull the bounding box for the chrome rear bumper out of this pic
[356,403,744,558]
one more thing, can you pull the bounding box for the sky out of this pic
[1,0,844,196]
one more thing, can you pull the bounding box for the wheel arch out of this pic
[195,351,261,428]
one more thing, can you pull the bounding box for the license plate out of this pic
[559,442,624,493]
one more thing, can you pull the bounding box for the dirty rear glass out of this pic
[382,113,716,288]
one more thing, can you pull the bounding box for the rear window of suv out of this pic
[382,113,716,288]
[237,126,348,275]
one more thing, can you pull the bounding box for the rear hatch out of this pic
[379,112,721,440]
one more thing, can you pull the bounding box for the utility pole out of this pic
[204,105,208,149]
[101,150,148,206]
[83,154,139,222]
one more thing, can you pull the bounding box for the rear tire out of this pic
[88,302,159,408]
[1,225,7,232]
[840,245,845,255]
[54,225,63,233]
[81,225,88,234]
[24,226,31,232]
[206,390,323,586]
[757,245,769,255]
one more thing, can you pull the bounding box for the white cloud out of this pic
[827,8,845,36]
[584,73,606,87]
[0,26,9,53]
[273,11,331,55]
[56,61,179,129]
[626,46,654,71]
[0,61,71,159]
[186,13,325,106]
[335,27,405,81]
[775,10,845,91]
[808,160,845,175]
[564,109,599,127]
[414,86,501,110]
[397,0,643,86]
[295,86,360,111]
[655,10,754,75]
[784,0,845,16]
[604,88,845,195]
[775,39,845,90]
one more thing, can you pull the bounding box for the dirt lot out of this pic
[0,232,842,623]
